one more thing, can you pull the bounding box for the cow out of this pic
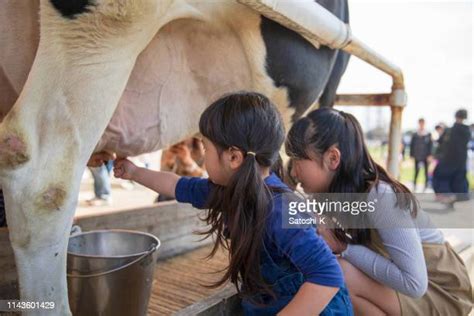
[0,0,349,314]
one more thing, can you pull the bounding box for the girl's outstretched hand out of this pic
[113,158,138,180]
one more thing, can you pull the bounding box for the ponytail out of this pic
[197,92,285,301]
[200,151,276,300]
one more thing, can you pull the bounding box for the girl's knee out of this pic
[337,258,366,292]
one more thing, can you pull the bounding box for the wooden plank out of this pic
[0,281,19,300]
[75,202,201,227]
[0,228,13,256]
[175,284,242,316]
[0,262,17,283]
[0,228,17,299]
[75,202,210,261]
[148,245,231,315]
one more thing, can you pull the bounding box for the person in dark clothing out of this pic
[433,124,445,157]
[0,189,6,227]
[410,118,433,190]
[433,109,471,203]
[401,132,412,161]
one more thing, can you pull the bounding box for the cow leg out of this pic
[0,56,150,311]
[0,90,123,313]
[0,58,145,313]
[0,1,183,313]
[2,187,76,315]
[0,117,84,314]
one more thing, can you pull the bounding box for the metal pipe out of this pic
[337,31,407,176]
[335,94,405,176]
[342,36,405,90]
[236,0,351,48]
[340,37,407,177]
[335,94,391,106]
[387,107,403,176]
[336,32,406,176]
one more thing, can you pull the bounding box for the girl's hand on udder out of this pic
[113,158,138,180]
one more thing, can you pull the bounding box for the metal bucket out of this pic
[67,229,160,316]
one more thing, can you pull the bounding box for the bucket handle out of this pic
[67,244,157,279]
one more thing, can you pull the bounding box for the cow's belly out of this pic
[95,10,294,157]
[0,1,291,157]
[95,1,347,157]
[1,1,339,157]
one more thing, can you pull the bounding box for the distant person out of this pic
[469,124,474,152]
[434,124,445,142]
[429,124,446,186]
[410,118,432,191]
[468,124,474,178]
[86,161,113,206]
[86,151,116,206]
[401,132,412,160]
[470,124,474,145]
[432,124,445,155]
[433,109,471,203]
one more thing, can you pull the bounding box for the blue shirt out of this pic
[175,173,344,289]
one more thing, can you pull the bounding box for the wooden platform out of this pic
[148,245,230,315]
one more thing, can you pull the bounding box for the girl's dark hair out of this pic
[199,92,285,300]
[285,107,418,245]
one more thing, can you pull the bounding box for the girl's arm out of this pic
[132,168,180,198]
[341,185,428,298]
[114,158,212,208]
[114,158,180,198]
[341,228,428,298]
[268,197,345,313]
[278,282,338,316]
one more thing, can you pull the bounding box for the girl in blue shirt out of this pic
[114,92,353,315]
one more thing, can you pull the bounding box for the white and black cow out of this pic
[0,0,349,314]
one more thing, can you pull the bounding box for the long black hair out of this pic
[286,107,418,245]
[198,92,285,300]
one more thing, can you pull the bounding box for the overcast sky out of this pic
[335,0,472,132]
